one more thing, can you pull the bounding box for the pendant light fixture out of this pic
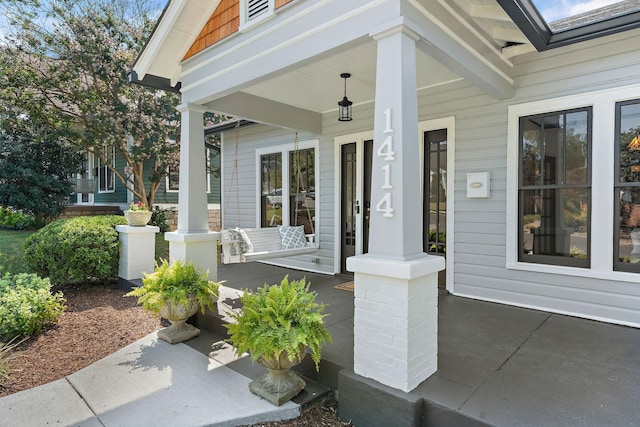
[338,73,353,122]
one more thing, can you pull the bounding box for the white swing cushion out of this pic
[278,225,308,249]
[238,227,282,254]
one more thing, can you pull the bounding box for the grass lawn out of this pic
[155,233,169,262]
[0,230,34,275]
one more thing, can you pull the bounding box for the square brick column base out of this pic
[347,254,444,392]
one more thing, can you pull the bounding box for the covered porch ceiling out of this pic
[188,0,535,130]
[239,40,462,116]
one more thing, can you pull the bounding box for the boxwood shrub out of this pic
[0,273,66,340]
[23,215,127,285]
[0,207,41,230]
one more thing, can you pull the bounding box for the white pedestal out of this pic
[347,253,444,393]
[116,225,160,280]
[165,231,220,281]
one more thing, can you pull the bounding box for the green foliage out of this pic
[150,206,170,233]
[0,0,227,209]
[126,259,220,315]
[226,276,332,370]
[0,273,66,341]
[155,233,170,263]
[23,216,127,285]
[0,337,26,386]
[0,207,41,231]
[0,111,83,224]
[0,230,34,276]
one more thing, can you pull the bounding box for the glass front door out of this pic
[340,141,373,273]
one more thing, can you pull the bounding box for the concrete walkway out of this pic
[0,332,299,427]
[2,262,639,426]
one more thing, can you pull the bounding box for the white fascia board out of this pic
[134,0,220,84]
[406,0,514,100]
[178,0,392,104]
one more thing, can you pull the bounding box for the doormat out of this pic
[334,281,354,292]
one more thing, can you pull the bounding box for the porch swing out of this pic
[220,128,318,264]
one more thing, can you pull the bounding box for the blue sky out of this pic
[532,0,623,22]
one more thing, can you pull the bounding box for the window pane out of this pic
[289,148,315,234]
[521,117,542,186]
[618,187,640,265]
[520,188,589,261]
[619,103,640,184]
[261,153,282,228]
[564,111,589,184]
[615,100,640,271]
[168,167,179,191]
[519,107,590,267]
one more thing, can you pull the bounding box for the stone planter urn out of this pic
[124,210,152,226]
[249,345,306,406]
[156,296,201,344]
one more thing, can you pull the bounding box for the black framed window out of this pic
[518,108,591,267]
[614,100,640,273]
[260,152,282,228]
[289,148,315,235]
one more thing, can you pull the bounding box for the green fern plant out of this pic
[125,259,220,315]
[226,276,332,370]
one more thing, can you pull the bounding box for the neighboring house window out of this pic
[98,145,115,193]
[614,99,640,272]
[166,148,212,193]
[518,108,591,268]
[258,139,318,231]
[240,0,274,29]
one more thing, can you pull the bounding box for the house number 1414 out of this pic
[376,108,395,218]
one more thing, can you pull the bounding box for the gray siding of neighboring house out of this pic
[153,149,221,206]
[93,149,128,206]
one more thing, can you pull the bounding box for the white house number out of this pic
[376,108,395,218]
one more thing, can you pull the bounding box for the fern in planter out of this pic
[125,259,219,315]
[226,276,332,370]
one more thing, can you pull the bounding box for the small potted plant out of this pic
[126,259,220,344]
[124,200,151,226]
[226,276,332,406]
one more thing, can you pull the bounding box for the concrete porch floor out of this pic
[214,262,640,427]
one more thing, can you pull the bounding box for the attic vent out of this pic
[248,0,269,21]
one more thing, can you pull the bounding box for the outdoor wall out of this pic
[221,125,334,274]
[60,205,122,218]
[217,25,640,326]
[319,28,640,326]
[420,28,640,327]
[92,150,128,205]
[161,208,221,232]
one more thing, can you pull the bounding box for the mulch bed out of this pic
[0,283,160,398]
[0,283,352,426]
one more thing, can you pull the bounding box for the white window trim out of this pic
[166,148,211,194]
[239,0,276,32]
[332,117,455,285]
[506,83,640,282]
[255,138,319,229]
[98,145,116,194]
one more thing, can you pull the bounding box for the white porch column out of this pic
[165,103,219,281]
[347,20,444,393]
